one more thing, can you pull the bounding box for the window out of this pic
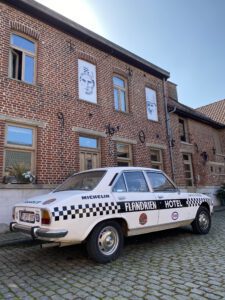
[124,172,149,192]
[183,154,194,186]
[113,171,149,193]
[113,174,127,192]
[79,136,100,171]
[9,33,36,84]
[4,124,36,176]
[117,143,132,166]
[147,172,176,192]
[145,87,158,121]
[179,118,188,142]
[213,131,222,154]
[113,75,128,112]
[54,170,106,192]
[150,149,163,170]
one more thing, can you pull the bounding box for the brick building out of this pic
[0,0,224,226]
[166,85,225,195]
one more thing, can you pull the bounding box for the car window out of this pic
[53,171,106,192]
[147,172,176,192]
[113,174,127,192]
[124,171,149,192]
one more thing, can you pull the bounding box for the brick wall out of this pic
[169,108,225,188]
[0,3,171,184]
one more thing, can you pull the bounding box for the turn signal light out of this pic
[41,209,51,225]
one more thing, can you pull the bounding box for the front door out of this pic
[80,151,100,171]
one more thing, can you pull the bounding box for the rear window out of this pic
[54,171,106,192]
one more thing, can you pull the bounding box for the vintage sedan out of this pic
[10,167,213,263]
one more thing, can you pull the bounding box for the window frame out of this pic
[3,123,36,176]
[150,148,163,170]
[183,153,194,187]
[9,32,37,84]
[179,118,189,143]
[113,74,128,113]
[79,135,101,171]
[116,143,133,166]
[146,171,177,192]
[112,171,149,193]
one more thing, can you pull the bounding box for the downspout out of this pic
[163,78,176,182]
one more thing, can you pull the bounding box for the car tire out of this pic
[87,220,124,263]
[192,206,211,234]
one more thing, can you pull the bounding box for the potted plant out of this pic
[3,163,35,184]
[215,184,225,206]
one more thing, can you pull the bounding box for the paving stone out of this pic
[0,211,225,299]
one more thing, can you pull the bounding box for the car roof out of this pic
[77,167,163,173]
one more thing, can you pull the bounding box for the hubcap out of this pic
[199,211,209,230]
[97,226,119,256]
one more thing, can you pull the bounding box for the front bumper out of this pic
[10,222,68,239]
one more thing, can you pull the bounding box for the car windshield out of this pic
[53,170,106,192]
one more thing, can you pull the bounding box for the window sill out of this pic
[114,109,131,116]
[147,118,160,124]
[180,141,193,146]
[7,77,37,88]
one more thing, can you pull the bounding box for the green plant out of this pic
[8,163,30,183]
[216,184,225,206]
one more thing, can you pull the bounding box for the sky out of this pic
[36,0,225,108]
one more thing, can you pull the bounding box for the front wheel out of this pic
[192,206,211,234]
[87,221,124,263]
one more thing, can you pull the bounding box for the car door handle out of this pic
[118,196,126,200]
[158,195,164,199]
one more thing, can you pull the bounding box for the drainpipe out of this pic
[163,78,176,182]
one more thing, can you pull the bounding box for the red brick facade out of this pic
[0,0,225,194]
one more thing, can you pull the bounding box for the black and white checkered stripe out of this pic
[52,202,120,221]
[187,198,209,207]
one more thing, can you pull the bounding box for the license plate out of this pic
[20,211,35,223]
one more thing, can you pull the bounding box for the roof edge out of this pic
[3,0,170,80]
[168,100,225,129]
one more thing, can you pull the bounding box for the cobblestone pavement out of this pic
[1,210,225,300]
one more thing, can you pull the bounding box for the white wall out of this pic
[0,186,52,232]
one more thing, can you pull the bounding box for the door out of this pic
[80,151,100,171]
[112,171,159,231]
[146,171,189,225]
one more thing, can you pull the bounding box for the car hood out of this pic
[16,190,88,207]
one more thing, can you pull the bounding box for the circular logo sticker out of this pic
[172,211,179,220]
[139,213,148,225]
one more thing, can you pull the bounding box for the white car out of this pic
[10,167,213,263]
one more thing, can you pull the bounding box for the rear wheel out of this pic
[87,220,124,263]
[192,206,211,234]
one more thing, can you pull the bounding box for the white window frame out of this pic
[113,75,128,113]
[117,143,132,166]
[9,33,37,84]
[183,153,194,187]
[3,123,36,176]
[150,148,163,170]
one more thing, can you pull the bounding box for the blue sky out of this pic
[36,0,225,108]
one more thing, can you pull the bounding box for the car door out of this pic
[146,171,189,225]
[112,171,159,231]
